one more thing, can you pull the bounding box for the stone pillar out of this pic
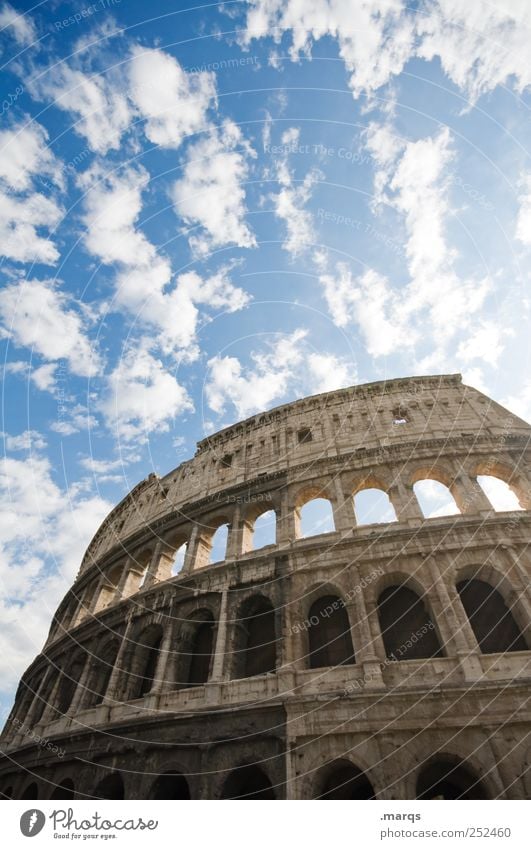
[148,622,174,694]
[182,524,210,572]
[390,479,424,523]
[331,476,354,535]
[225,505,243,560]
[427,559,483,681]
[452,472,493,515]
[349,567,385,689]
[67,656,92,715]
[35,665,63,728]
[276,488,297,545]
[103,615,135,706]
[211,589,229,681]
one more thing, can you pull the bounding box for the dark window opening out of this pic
[50,778,75,800]
[187,618,215,685]
[457,579,527,654]
[392,406,409,425]
[221,454,233,468]
[150,772,190,800]
[297,428,312,444]
[94,773,124,800]
[308,595,355,668]
[21,782,39,799]
[416,760,488,800]
[378,585,443,660]
[221,765,275,799]
[316,763,374,800]
[234,597,277,679]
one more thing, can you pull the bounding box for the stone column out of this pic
[182,524,209,572]
[276,488,297,545]
[390,478,424,523]
[148,621,175,695]
[452,472,493,515]
[210,589,229,681]
[103,614,135,706]
[331,475,354,535]
[67,656,92,715]
[427,559,483,681]
[225,505,243,560]
[348,566,385,688]
[35,665,63,728]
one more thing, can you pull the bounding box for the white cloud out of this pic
[270,127,322,256]
[100,342,193,442]
[0,278,102,377]
[0,120,63,192]
[1,430,46,452]
[241,0,413,99]
[516,174,531,246]
[0,447,111,696]
[172,120,257,256]
[128,46,216,148]
[205,329,351,419]
[0,2,36,46]
[456,321,508,368]
[49,404,99,437]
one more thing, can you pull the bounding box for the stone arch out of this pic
[194,514,232,568]
[411,466,461,518]
[56,652,87,715]
[456,577,528,654]
[134,547,155,590]
[94,772,124,799]
[242,501,278,552]
[21,781,39,799]
[307,594,355,668]
[149,770,191,799]
[50,777,75,799]
[416,755,489,799]
[471,460,529,509]
[175,608,216,687]
[294,486,336,538]
[127,622,164,700]
[232,594,277,679]
[84,636,120,708]
[353,478,398,526]
[313,758,375,799]
[475,474,525,512]
[220,764,275,799]
[377,581,444,661]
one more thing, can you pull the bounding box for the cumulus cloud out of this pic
[128,46,216,148]
[270,127,322,256]
[241,1,531,103]
[0,2,36,46]
[0,446,111,698]
[100,341,193,442]
[172,120,257,256]
[0,278,102,377]
[0,119,63,264]
[205,329,351,419]
[29,42,215,155]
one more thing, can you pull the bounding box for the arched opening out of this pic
[209,523,229,564]
[316,761,375,799]
[457,579,527,653]
[94,564,122,612]
[130,625,163,700]
[413,479,460,518]
[221,765,275,799]
[137,550,154,589]
[171,542,187,576]
[252,509,276,549]
[377,585,444,660]
[476,475,523,512]
[150,771,190,800]
[416,759,488,799]
[50,778,75,800]
[307,595,355,668]
[56,654,86,715]
[20,781,39,799]
[86,639,120,708]
[299,498,335,537]
[353,488,397,525]
[21,782,39,799]
[94,772,124,800]
[233,596,277,679]
[30,673,54,724]
[186,614,215,685]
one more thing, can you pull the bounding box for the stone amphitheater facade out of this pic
[1,373,530,800]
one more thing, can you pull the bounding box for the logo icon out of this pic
[20,810,45,837]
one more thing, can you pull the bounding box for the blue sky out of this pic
[0,0,530,715]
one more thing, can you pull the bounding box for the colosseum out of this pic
[1,373,530,800]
